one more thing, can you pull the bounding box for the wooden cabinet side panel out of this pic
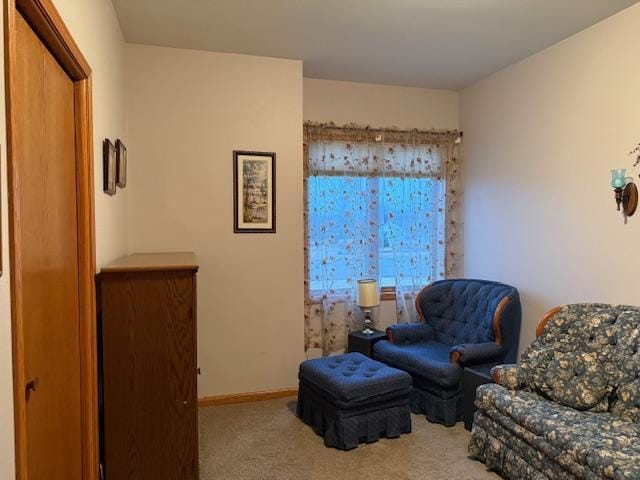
[193,274,198,479]
[164,271,197,479]
[101,274,142,480]
[101,270,197,480]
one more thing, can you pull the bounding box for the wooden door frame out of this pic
[5,0,98,479]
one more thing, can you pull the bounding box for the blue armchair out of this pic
[373,279,521,426]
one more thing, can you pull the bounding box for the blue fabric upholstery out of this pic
[373,279,521,426]
[416,279,521,363]
[373,341,460,388]
[449,342,505,365]
[386,323,434,344]
[298,352,412,403]
[297,353,412,450]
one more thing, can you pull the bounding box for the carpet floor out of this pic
[199,396,499,480]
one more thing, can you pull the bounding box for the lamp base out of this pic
[361,308,376,335]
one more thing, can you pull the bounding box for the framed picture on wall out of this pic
[115,139,127,188]
[103,139,117,196]
[233,150,276,233]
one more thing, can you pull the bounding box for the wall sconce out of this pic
[611,169,638,217]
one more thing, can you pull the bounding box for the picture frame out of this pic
[233,150,276,233]
[103,139,117,196]
[115,139,127,188]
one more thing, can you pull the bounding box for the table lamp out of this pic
[357,279,380,335]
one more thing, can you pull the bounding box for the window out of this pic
[306,141,445,295]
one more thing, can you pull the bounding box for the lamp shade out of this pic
[357,279,380,308]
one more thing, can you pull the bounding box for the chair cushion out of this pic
[520,304,640,413]
[476,384,640,480]
[373,339,462,388]
[298,352,412,403]
[418,280,516,346]
[610,379,640,423]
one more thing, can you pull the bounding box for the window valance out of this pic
[306,141,444,177]
[303,121,460,147]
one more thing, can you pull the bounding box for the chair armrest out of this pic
[491,364,524,390]
[449,342,505,366]
[386,323,434,345]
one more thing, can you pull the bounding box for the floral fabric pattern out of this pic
[518,304,640,412]
[303,123,462,355]
[472,384,640,479]
[491,364,524,390]
[470,303,640,480]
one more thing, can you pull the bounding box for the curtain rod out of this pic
[303,122,463,145]
[304,121,461,136]
[326,127,464,137]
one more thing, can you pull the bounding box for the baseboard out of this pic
[198,388,298,407]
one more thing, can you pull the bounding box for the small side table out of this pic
[463,363,496,431]
[347,330,388,358]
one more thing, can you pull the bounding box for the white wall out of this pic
[303,78,459,342]
[125,44,305,397]
[304,78,458,130]
[0,0,128,476]
[54,0,129,266]
[461,3,640,350]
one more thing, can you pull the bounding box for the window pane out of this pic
[306,138,446,295]
[378,176,443,288]
[307,175,377,292]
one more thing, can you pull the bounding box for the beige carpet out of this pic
[199,396,499,480]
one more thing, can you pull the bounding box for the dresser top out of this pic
[101,252,198,273]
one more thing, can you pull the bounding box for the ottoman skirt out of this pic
[297,380,411,450]
[296,352,412,450]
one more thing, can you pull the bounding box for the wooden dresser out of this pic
[98,253,199,480]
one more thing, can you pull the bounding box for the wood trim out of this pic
[385,326,394,343]
[198,389,298,407]
[5,3,26,476]
[101,252,199,273]
[380,287,396,301]
[15,0,91,79]
[492,296,511,345]
[74,77,98,480]
[450,351,461,365]
[6,1,98,479]
[536,306,563,338]
[414,283,435,322]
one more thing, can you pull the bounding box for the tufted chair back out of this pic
[416,279,521,362]
[522,303,640,420]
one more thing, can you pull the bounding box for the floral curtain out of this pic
[303,123,462,356]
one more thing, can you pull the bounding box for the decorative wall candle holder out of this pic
[611,169,638,217]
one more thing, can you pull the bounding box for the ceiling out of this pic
[112,0,639,90]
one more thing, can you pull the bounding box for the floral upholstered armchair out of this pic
[373,279,521,426]
[470,303,640,480]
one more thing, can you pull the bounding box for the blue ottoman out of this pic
[296,352,412,450]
